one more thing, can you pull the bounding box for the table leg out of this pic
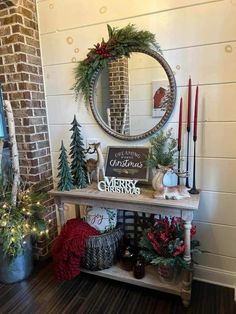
[55,197,65,228]
[181,268,193,307]
[181,210,194,307]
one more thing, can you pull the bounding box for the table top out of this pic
[49,183,200,211]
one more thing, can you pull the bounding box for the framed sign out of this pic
[105,146,149,181]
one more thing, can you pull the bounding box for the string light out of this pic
[3,204,7,209]
[36,201,40,205]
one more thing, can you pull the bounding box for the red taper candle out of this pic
[187,77,192,131]
[193,86,199,140]
[178,97,183,150]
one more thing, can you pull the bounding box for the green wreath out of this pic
[73,24,161,101]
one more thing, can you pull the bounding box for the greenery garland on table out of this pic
[73,24,161,101]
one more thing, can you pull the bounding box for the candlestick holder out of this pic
[177,147,181,185]
[185,128,191,188]
[189,137,199,194]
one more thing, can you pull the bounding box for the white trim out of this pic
[194,265,236,301]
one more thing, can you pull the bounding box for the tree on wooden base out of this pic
[57,141,74,191]
[69,115,87,189]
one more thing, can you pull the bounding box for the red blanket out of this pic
[52,218,99,280]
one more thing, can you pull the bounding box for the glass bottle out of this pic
[133,256,145,279]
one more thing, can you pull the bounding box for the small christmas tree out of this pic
[69,115,87,188]
[57,141,74,191]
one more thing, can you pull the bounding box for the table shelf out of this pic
[81,263,183,296]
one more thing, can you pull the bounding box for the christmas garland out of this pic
[73,24,161,101]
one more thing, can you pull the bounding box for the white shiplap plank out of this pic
[194,221,236,258]
[193,253,236,273]
[46,94,93,125]
[194,191,236,226]
[196,158,236,194]
[37,0,222,35]
[39,1,235,66]
[164,42,236,86]
[196,122,236,158]
[43,63,75,96]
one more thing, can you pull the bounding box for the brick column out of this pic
[108,56,130,135]
[0,0,57,259]
[0,0,52,182]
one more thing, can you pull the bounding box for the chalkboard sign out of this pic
[105,146,149,181]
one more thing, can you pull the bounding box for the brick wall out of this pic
[108,57,130,135]
[0,0,57,259]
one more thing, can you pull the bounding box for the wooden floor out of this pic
[0,261,235,314]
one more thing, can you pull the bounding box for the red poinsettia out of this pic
[142,216,197,259]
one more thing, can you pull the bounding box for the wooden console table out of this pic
[49,184,200,307]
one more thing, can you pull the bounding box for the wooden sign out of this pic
[98,177,140,195]
[105,146,149,181]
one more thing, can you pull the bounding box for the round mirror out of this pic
[89,47,176,141]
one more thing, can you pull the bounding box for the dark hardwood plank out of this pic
[0,261,235,314]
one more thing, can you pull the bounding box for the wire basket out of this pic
[82,227,123,271]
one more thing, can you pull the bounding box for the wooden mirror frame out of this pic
[89,47,176,141]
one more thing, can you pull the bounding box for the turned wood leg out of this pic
[181,268,193,307]
[55,198,65,228]
[183,219,192,264]
[181,210,194,307]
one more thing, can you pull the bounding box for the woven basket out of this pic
[82,227,123,271]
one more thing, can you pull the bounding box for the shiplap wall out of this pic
[36,0,236,288]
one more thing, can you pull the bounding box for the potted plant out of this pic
[0,177,49,283]
[147,129,190,199]
[148,129,177,169]
[139,216,200,282]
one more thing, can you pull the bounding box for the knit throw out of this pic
[52,218,99,280]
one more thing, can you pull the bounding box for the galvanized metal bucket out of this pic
[0,236,33,284]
